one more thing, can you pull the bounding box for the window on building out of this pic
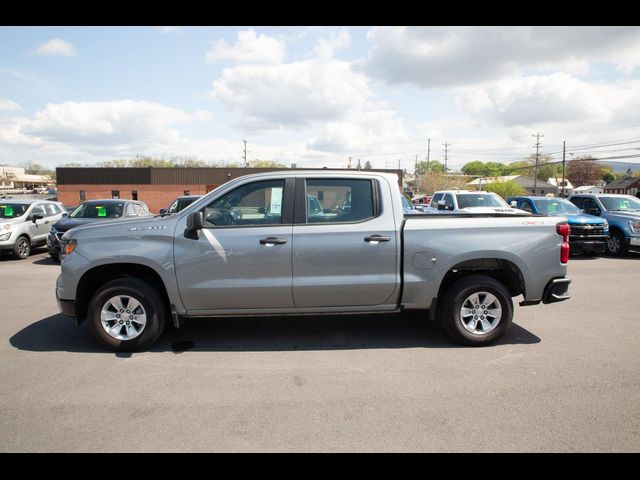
[112,190,120,199]
[79,190,86,201]
[132,190,138,200]
[184,190,190,196]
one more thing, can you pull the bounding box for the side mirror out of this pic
[510,201,518,207]
[437,201,452,211]
[62,212,68,217]
[32,213,44,223]
[159,208,167,215]
[324,208,332,214]
[185,211,203,239]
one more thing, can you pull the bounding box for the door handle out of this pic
[260,237,287,246]
[364,235,391,244]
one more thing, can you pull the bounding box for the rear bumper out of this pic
[542,277,571,304]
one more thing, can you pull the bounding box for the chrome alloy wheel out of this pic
[100,295,147,341]
[459,291,502,335]
[606,235,621,253]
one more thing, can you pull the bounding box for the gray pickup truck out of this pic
[56,170,571,351]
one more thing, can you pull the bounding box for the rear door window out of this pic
[304,179,375,223]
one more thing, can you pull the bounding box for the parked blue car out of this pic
[508,196,609,255]
[568,194,640,256]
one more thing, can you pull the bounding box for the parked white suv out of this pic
[426,190,529,214]
[0,199,66,259]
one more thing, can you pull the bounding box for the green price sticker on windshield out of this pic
[96,206,106,217]
[1,205,13,217]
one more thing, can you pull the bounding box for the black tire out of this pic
[48,250,61,262]
[440,275,513,346]
[12,235,31,260]
[86,278,167,352]
[605,230,628,257]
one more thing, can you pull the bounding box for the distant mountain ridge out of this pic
[598,161,640,173]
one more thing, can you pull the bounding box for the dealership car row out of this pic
[2,190,640,261]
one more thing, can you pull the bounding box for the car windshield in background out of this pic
[70,202,124,218]
[168,197,198,213]
[456,194,507,208]
[532,198,582,215]
[0,203,29,218]
[599,196,640,212]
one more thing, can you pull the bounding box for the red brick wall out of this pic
[57,184,218,213]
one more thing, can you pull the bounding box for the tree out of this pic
[249,159,287,168]
[415,160,444,176]
[364,160,372,170]
[483,161,507,177]
[566,156,602,187]
[22,161,45,175]
[461,161,486,176]
[601,166,615,183]
[415,171,468,194]
[483,180,525,199]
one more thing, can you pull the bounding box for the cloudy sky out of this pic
[1,26,640,171]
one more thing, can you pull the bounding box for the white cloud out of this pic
[312,28,351,61]
[0,99,22,112]
[34,38,77,57]
[193,110,212,122]
[210,58,373,131]
[358,26,640,88]
[206,29,286,65]
[456,73,640,128]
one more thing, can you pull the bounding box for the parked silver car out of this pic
[0,199,66,259]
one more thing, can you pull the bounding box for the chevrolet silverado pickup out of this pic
[56,170,572,351]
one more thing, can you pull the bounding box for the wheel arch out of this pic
[75,263,170,322]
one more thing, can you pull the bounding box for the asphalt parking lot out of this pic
[1,247,639,452]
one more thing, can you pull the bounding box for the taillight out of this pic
[556,223,570,263]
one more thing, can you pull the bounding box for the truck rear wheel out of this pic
[86,278,167,352]
[440,275,513,346]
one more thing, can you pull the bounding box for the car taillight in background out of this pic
[556,223,570,263]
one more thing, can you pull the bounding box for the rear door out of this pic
[291,176,399,308]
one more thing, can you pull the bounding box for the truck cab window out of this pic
[204,180,285,227]
[305,179,374,223]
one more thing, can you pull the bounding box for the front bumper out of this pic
[570,238,607,254]
[47,232,62,253]
[56,291,77,318]
[542,277,571,304]
[629,236,640,247]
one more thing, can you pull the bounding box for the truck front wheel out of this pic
[440,275,513,346]
[86,278,167,352]
[605,230,628,257]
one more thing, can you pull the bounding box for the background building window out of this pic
[112,190,120,199]
[184,190,190,196]
[132,190,138,200]
[79,190,86,201]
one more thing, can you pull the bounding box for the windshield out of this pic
[168,197,198,213]
[599,196,640,212]
[70,202,124,218]
[0,203,29,218]
[456,193,508,208]
[532,198,582,215]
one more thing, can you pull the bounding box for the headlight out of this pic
[629,220,640,234]
[0,232,10,241]
[60,238,77,259]
[0,223,11,232]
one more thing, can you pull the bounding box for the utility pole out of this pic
[561,140,566,198]
[425,138,430,194]
[348,157,352,169]
[243,140,247,168]
[443,142,449,174]
[532,133,543,192]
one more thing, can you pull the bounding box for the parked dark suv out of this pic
[47,199,150,261]
[160,195,202,214]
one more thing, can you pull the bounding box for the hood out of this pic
[0,215,26,226]
[460,207,530,214]
[52,216,123,232]
[604,210,640,222]
[62,214,171,239]
[561,212,606,225]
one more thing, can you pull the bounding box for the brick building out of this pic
[603,177,640,196]
[56,167,403,213]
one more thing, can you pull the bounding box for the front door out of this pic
[174,178,294,313]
